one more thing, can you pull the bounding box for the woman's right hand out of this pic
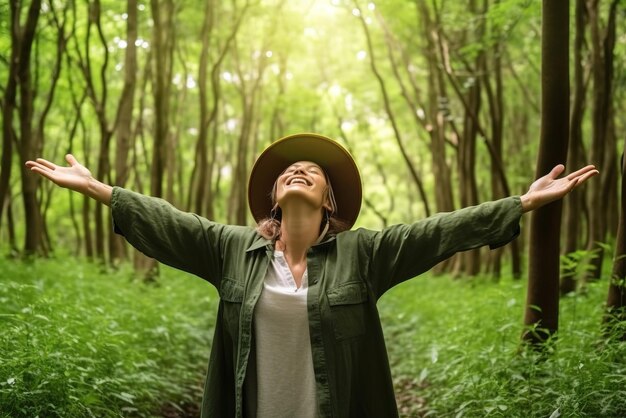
[25,154,112,205]
[26,154,92,192]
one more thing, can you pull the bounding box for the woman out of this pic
[26,133,597,417]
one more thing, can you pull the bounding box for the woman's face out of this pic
[274,161,329,212]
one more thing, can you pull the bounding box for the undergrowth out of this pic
[0,256,216,417]
[380,274,626,418]
[1,256,625,417]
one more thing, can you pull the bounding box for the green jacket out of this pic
[111,187,522,418]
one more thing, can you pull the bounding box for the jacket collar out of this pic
[245,233,337,252]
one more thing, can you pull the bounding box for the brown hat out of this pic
[248,133,362,228]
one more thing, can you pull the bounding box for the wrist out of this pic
[87,177,113,206]
[520,193,533,213]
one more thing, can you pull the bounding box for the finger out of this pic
[26,160,53,173]
[35,158,58,170]
[65,154,78,166]
[566,165,597,181]
[573,169,599,186]
[548,164,565,179]
[30,166,58,182]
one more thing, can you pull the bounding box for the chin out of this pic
[277,191,324,211]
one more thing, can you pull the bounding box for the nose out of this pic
[289,167,307,176]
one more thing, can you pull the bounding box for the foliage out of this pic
[380,274,626,418]
[0,256,216,417]
[2,256,624,417]
[0,0,554,250]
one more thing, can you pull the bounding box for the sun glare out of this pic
[329,84,342,97]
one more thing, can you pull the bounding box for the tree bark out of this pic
[192,0,216,216]
[0,1,23,239]
[561,0,588,294]
[191,0,247,218]
[523,0,569,346]
[74,0,116,261]
[402,2,456,216]
[584,0,619,282]
[484,20,504,279]
[149,0,175,199]
[110,0,138,262]
[604,144,626,339]
[455,0,485,276]
[12,0,44,255]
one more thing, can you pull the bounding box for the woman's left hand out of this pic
[520,164,599,213]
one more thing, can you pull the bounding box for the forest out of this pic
[1,0,626,416]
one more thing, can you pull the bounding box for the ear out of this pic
[322,189,332,212]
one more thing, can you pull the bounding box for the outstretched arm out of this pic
[520,164,598,213]
[25,154,112,206]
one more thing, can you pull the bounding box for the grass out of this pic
[1,256,625,417]
[380,274,626,417]
[0,256,217,417]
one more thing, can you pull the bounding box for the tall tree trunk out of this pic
[457,73,481,275]
[483,22,508,280]
[229,39,268,225]
[398,2,455,215]
[35,3,71,256]
[12,0,44,255]
[0,1,21,239]
[150,0,174,199]
[456,0,484,276]
[373,4,444,223]
[75,0,115,262]
[136,0,176,278]
[192,0,247,218]
[430,0,517,276]
[604,142,626,339]
[584,0,619,282]
[523,0,569,346]
[413,1,457,273]
[192,0,216,216]
[6,193,18,255]
[81,126,94,260]
[110,0,138,262]
[561,0,588,294]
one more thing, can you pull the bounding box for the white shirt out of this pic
[253,250,318,418]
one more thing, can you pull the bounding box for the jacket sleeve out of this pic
[110,187,227,286]
[366,196,523,296]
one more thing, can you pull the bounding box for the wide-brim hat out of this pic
[248,133,362,228]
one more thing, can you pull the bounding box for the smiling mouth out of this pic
[287,177,312,186]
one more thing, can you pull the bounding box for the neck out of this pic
[277,205,324,262]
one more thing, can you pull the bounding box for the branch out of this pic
[353,0,431,216]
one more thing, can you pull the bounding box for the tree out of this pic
[561,0,589,295]
[149,0,175,200]
[4,0,69,255]
[584,0,619,282]
[523,0,569,345]
[604,144,626,339]
[110,0,139,262]
[190,0,248,219]
[354,0,431,217]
